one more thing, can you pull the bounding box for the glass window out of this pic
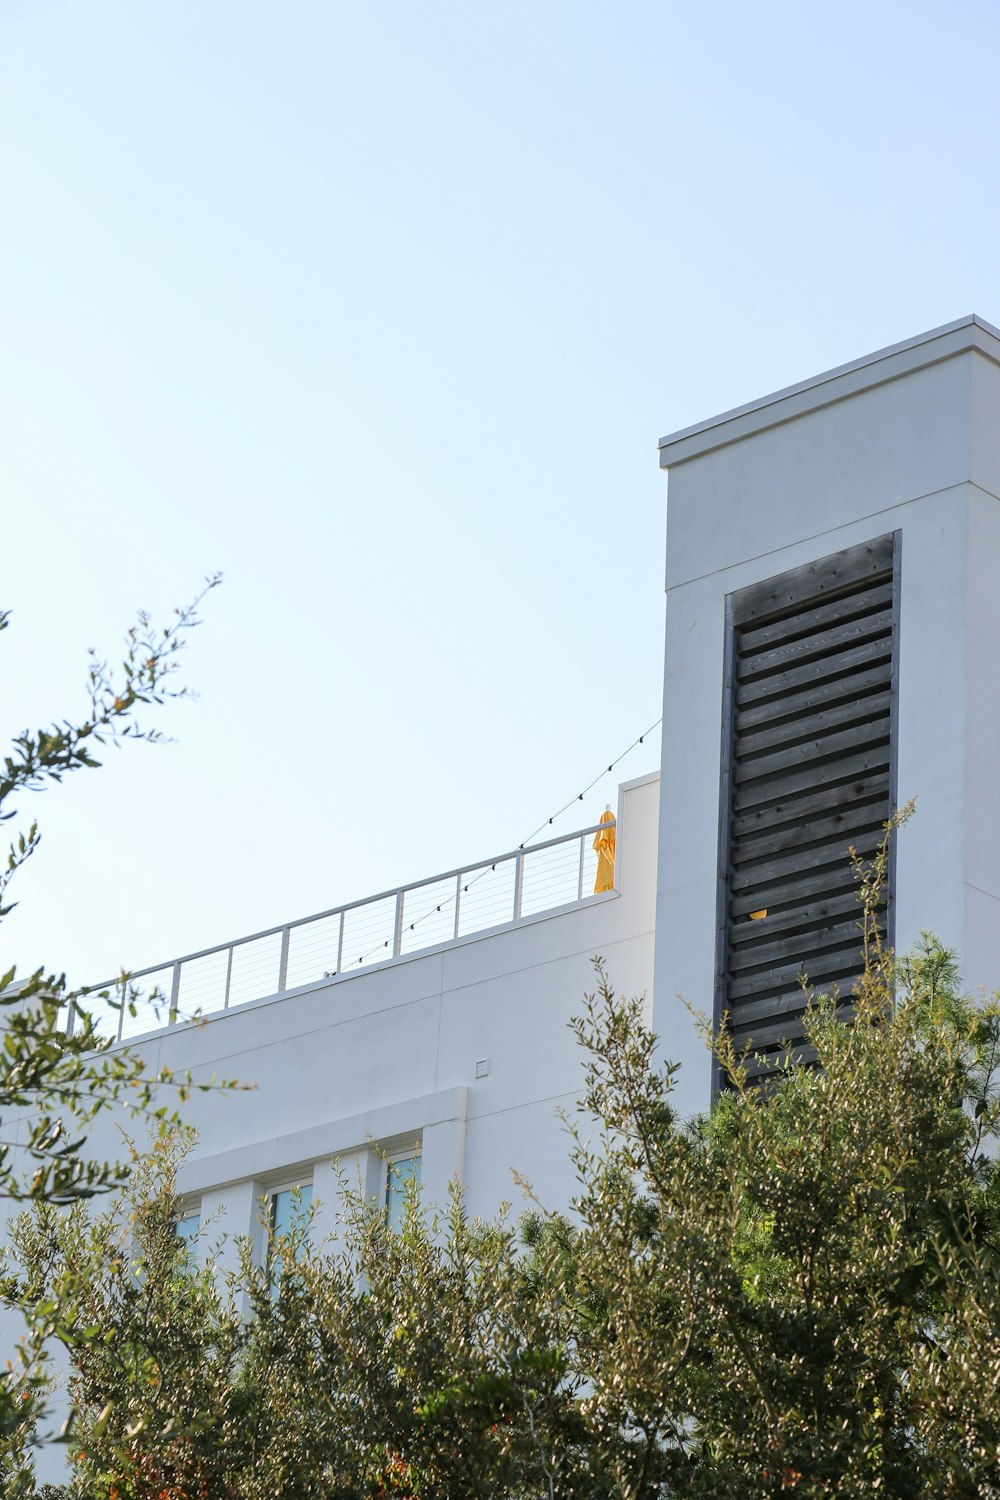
[385,1153,421,1232]
[269,1182,312,1290]
[174,1209,200,1266]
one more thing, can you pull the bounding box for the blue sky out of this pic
[2,0,998,986]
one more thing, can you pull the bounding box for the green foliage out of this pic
[9,1128,243,1500]
[558,949,1000,1498]
[0,581,241,1466]
[0,575,224,1208]
[10,1150,595,1498]
[7,821,1000,1497]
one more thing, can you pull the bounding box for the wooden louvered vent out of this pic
[716,532,899,1088]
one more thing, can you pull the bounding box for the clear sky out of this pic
[2,0,998,988]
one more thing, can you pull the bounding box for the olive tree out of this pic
[0,579,238,1461]
[10,829,1000,1498]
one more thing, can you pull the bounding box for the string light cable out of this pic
[347,715,663,969]
[515,715,662,850]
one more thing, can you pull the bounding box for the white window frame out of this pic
[381,1141,422,1231]
[174,1201,201,1234]
[264,1175,314,1285]
[173,1200,201,1268]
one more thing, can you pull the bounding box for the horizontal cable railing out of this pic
[74,818,616,1045]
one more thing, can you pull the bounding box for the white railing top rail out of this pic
[77,817,617,1044]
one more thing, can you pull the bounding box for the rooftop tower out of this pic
[654,316,1000,1114]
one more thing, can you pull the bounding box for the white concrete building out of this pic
[10,312,1000,1279]
[82,768,659,1247]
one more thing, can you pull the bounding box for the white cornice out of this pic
[658,315,1000,470]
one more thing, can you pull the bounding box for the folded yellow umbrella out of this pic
[593,805,616,893]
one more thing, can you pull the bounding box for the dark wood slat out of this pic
[723,983,852,1027]
[735,662,893,734]
[723,996,810,1035]
[718,532,898,1098]
[732,535,894,626]
[730,862,882,918]
[728,943,867,1002]
[730,828,880,895]
[738,690,892,759]
[730,1016,810,1052]
[737,606,892,683]
[729,951,856,994]
[736,635,893,709]
[728,928,870,985]
[728,890,863,946]
[741,1043,819,1081]
[728,964,870,1014]
[728,970,864,1020]
[732,746,891,814]
[738,579,895,655]
[730,904,876,961]
[731,772,890,841]
[734,717,890,786]
[727,915,865,976]
[730,1006,858,1054]
[732,804,887,867]
[728,951,875,1001]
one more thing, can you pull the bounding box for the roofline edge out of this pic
[658,315,1000,469]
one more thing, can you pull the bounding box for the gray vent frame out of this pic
[712,531,901,1098]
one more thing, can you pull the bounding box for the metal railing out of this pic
[74,818,616,1045]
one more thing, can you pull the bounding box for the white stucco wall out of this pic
[654,316,1000,1118]
[7,773,658,1482]
[6,771,657,1261]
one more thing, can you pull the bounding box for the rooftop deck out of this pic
[77,817,617,1044]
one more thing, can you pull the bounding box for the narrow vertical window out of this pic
[269,1181,312,1291]
[385,1151,421,1232]
[716,533,899,1088]
[174,1207,200,1268]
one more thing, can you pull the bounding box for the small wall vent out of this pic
[715,532,899,1089]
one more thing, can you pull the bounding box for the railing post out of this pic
[224,946,233,1009]
[577,833,586,901]
[115,981,126,1045]
[453,873,462,939]
[335,910,345,975]
[393,890,404,958]
[278,926,290,994]
[168,962,181,1026]
[513,850,524,921]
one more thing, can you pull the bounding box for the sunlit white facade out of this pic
[112,769,660,1260]
[11,315,1000,1484]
